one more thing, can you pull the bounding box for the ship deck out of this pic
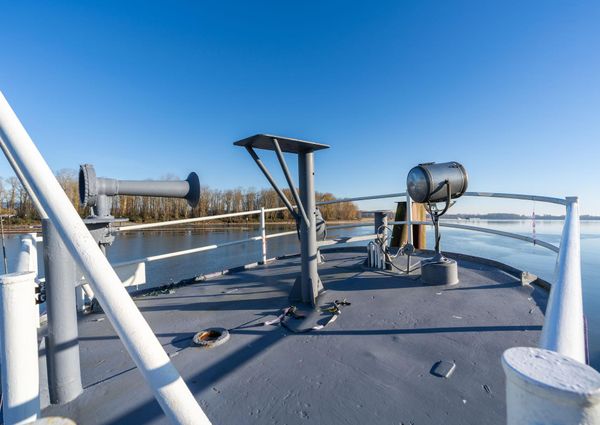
[40,248,548,425]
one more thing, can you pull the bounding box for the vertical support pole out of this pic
[539,197,585,363]
[297,151,322,305]
[28,233,41,328]
[42,219,83,404]
[15,233,41,327]
[374,211,389,269]
[502,347,600,425]
[0,271,40,424]
[26,233,38,275]
[259,207,267,264]
[1,216,8,274]
[406,195,413,246]
[374,211,388,242]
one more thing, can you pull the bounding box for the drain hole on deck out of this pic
[192,328,230,348]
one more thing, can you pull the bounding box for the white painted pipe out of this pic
[539,197,585,363]
[15,233,41,328]
[115,206,288,232]
[406,192,413,247]
[0,271,40,424]
[259,207,267,264]
[0,92,210,425]
[502,347,600,425]
[15,233,38,274]
[0,142,47,219]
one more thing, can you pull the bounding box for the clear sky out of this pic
[1,1,598,215]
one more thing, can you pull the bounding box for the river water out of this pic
[3,220,599,369]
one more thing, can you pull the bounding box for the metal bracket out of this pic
[271,138,310,227]
[83,217,128,248]
[245,146,301,223]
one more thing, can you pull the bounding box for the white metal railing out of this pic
[0,90,587,424]
[114,192,565,269]
[539,197,585,363]
[7,177,586,365]
[388,220,560,253]
[115,207,288,232]
[109,191,583,364]
[0,92,210,425]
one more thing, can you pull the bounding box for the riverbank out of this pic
[0,219,367,234]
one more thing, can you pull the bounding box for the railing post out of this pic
[0,271,40,425]
[0,91,210,424]
[259,207,267,264]
[406,193,413,247]
[373,211,388,243]
[42,219,83,404]
[502,347,600,424]
[539,196,585,363]
[15,232,41,327]
[15,233,38,275]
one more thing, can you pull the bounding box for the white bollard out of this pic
[502,347,600,425]
[0,271,40,425]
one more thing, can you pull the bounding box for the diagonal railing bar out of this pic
[0,92,210,425]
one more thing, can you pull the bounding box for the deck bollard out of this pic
[0,271,40,424]
[502,347,600,425]
[42,219,83,404]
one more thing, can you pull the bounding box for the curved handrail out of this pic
[464,192,567,206]
[115,191,568,232]
[317,191,567,206]
[539,198,585,362]
[389,220,559,253]
[111,188,585,364]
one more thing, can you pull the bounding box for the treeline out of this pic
[0,169,359,223]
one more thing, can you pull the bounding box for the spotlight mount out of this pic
[406,161,468,285]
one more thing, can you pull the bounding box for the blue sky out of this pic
[1,1,599,215]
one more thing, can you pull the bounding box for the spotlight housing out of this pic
[406,162,468,204]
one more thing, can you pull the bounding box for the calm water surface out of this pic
[3,220,599,369]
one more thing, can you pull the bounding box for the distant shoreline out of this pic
[1,215,598,236]
[0,219,363,235]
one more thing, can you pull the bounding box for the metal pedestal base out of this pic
[289,275,324,304]
[421,254,459,286]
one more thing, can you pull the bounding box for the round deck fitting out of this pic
[421,257,459,285]
[192,328,230,348]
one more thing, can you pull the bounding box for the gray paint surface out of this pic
[233,134,330,153]
[41,250,547,424]
[42,219,83,404]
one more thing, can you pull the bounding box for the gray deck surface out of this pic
[41,250,548,425]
